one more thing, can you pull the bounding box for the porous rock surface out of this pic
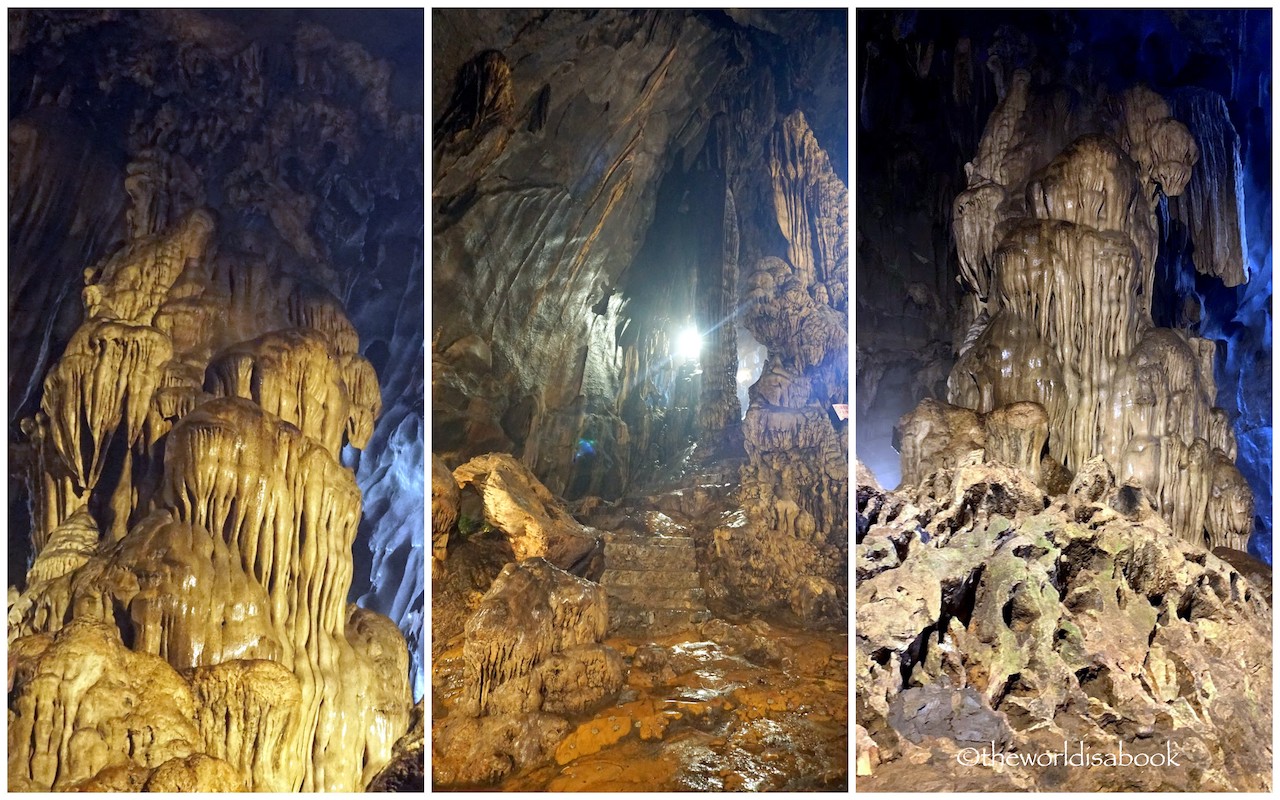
[855,458,1271,792]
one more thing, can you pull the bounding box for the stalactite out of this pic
[1168,89,1250,286]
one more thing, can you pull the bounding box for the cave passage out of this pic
[431,9,849,792]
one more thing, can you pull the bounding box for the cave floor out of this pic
[480,618,847,791]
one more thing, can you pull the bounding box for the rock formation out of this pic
[857,11,1272,793]
[946,74,1253,553]
[856,460,1271,791]
[8,9,422,792]
[720,111,849,620]
[433,559,624,787]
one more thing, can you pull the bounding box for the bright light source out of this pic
[675,326,702,361]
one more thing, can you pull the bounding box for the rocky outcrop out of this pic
[452,453,601,569]
[433,559,623,787]
[856,459,1271,792]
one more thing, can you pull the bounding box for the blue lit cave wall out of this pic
[857,10,1272,561]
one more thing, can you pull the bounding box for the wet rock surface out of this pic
[432,450,848,790]
[430,8,849,793]
[436,617,847,791]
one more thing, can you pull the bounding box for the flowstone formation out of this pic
[10,207,411,792]
[945,75,1254,553]
[855,458,1272,791]
[8,9,421,792]
[718,111,850,622]
[857,46,1271,790]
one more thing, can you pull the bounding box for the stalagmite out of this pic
[13,212,410,790]
[896,399,985,488]
[432,453,460,568]
[9,10,424,792]
[983,402,1048,486]
[8,621,203,791]
[719,109,848,620]
[1206,453,1254,551]
[187,660,304,792]
[940,76,1251,551]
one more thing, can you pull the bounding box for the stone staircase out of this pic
[601,531,710,635]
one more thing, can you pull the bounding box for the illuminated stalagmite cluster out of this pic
[7,10,423,791]
[932,73,1254,552]
[716,111,849,621]
[9,211,411,791]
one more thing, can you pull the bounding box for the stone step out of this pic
[604,533,696,551]
[603,542,697,572]
[600,568,702,590]
[607,602,712,636]
[604,584,707,610]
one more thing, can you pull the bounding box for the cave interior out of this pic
[430,8,850,792]
[857,8,1272,563]
[854,9,1273,793]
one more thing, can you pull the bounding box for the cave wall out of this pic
[7,9,423,789]
[431,10,732,496]
[856,9,1272,561]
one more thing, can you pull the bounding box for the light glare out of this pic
[675,326,702,361]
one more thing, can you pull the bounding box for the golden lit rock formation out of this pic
[453,453,600,568]
[9,10,424,792]
[9,621,204,791]
[434,558,623,786]
[11,210,410,790]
